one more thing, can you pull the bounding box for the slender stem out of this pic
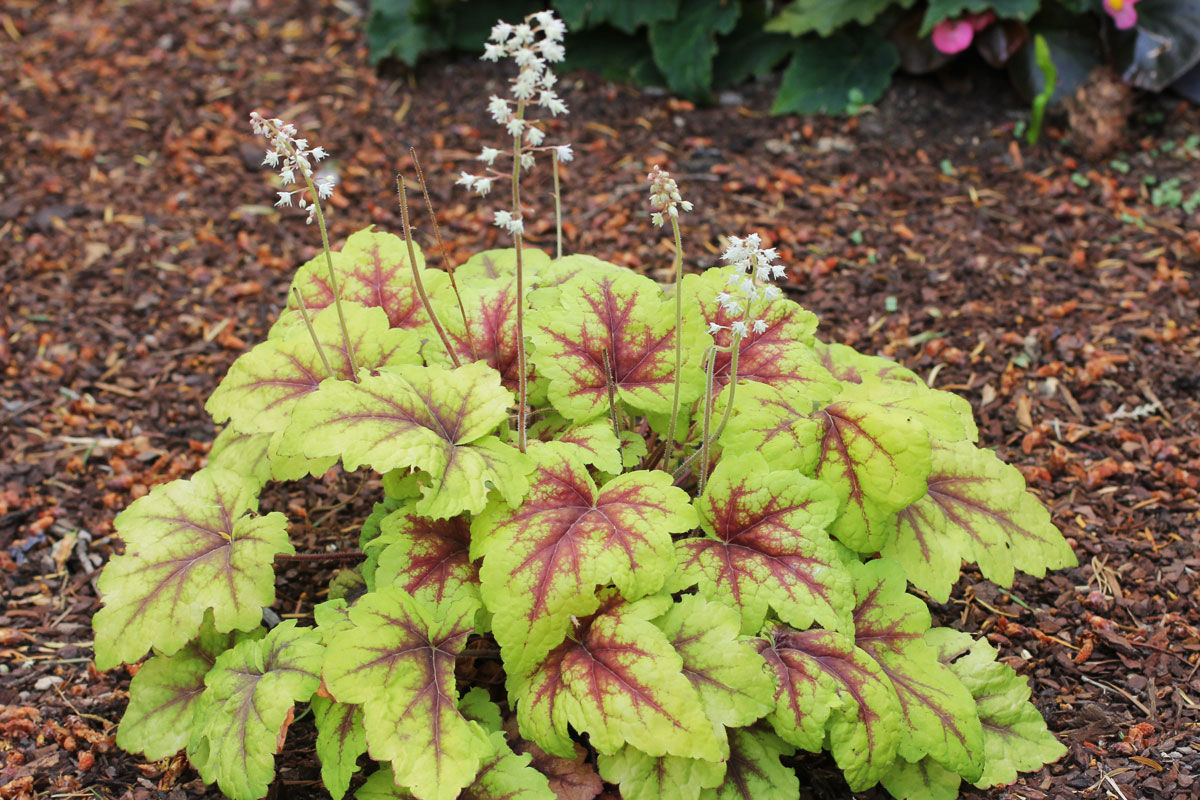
[552,149,563,260]
[262,121,358,381]
[711,333,742,445]
[698,346,718,493]
[397,175,461,368]
[275,551,364,563]
[663,217,686,472]
[292,287,334,377]
[602,347,620,439]
[680,335,740,489]
[512,104,529,453]
[411,147,474,358]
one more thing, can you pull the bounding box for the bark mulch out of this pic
[2,1,1198,799]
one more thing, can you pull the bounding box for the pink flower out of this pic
[1102,0,1141,30]
[931,11,997,55]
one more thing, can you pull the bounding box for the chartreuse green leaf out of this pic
[324,587,490,800]
[671,454,852,635]
[116,613,263,761]
[598,746,724,800]
[373,502,476,605]
[313,696,368,800]
[94,468,293,670]
[527,253,626,308]
[885,441,1076,603]
[209,427,272,487]
[597,594,777,800]
[699,726,799,800]
[812,399,932,552]
[880,756,961,800]
[529,414,624,475]
[512,594,723,762]
[355,730,554,800]
[433,277,528,394]
[835,378,978,444]
[767,0,916,37]
[755,623,901,790]
[452,247,551,284]
[683,266,838,399]
[458,687,504,732]
[718,382,827,475]
[209,302,420,436]
[927,628,1067,788]
[852,560,984,782]
[283,361,533,519]
[816,340,923,388]
[529,270,709,423]
[282,228,446,332]
[188,622,324,800]
[477,442,696,674]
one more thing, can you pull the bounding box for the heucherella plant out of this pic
[95,10,1075,800]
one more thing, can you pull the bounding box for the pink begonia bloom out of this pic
[931,11,997,55]
[1102,0,1141,29]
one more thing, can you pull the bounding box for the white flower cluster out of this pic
[457,9,575,244]
[710,233,785,338]
[250,112,335,225]
[647,165,693,227]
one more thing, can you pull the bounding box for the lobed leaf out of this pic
[812,399,932,552]
[94,468,293,669]
[717,382,826,475]
[324,588,490,800]
[512,594,724,761]
[188,622,324,800]
[682,267,838,398]
[529,415,624,475]
[880,756,961,800]
[755,624,901,790]
[435,279,529,394]
[835,379,978,444]
[282,361,532,519]
[927,628,1067,788]
[697,726,799,800]
[884,440,1076,603]
[671,454,852,635]
[852,560,984,782]
[477,443,696,674]
[453,247,552,284]
[529,270,708,423]
[116,614,263,761]
[208,427,272,487]
[209,302,419,436]
[598,747,723,800]
[374,503,477,605]
[815,340,923,388]
[313,697,368,800]
[283,228,446,331]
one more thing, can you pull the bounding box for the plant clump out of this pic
[95,10,1075,800]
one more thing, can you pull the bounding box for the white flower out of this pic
[317,177,335,199]
[512,23,533,44]
[478,147,502,165]
[540,40,565,62]
[648,165,690,225]
[730,320,748,338]
[752,319,768,335]
[541,17,567,42]
[520,152,536,170]
[490,21,513,42]
[505,117,525,137]
[456,171,478,190]
[275,191,294,207]
[482,42,505,61]
[772,264,786,279]
[525,126,545,146]
[540,92,568,116]
[716,291,732,307]
[487,95,510,124]
[763,285,782,301]
[651,212,664,227]
[494,210,524,235]
[707,322,724,335]
[311,146,328,161]
[513,47,541,68]
[473,177,494,195]
[280,168,295,185]
[292,137,308,151]
[554,144,574,162]
[263,150,280,167]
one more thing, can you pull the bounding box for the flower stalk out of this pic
[396,175,461,368]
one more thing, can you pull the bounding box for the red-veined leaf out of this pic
[374,503,477,605]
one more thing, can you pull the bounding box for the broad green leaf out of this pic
[434,278,529,395]
[598,747,723,800]
[653,594,775,728]
[921,0,1040,35]
[927,628,1067,788]
[94,469,293,669]
[512,594,723,761]
[355,731,555,800]
[263,429,339,482]
[530,415,624,475]
[374,503,476,605]
[672,454,851,635]
[718,382,827,475]
[835,379,978,444]
[504,719,605,800]
[324,588,491,800]
[458,687,504,732]
[208,302,419,435]
[365,0,442,66]
[313,598,355,644]
[554,0,681,33]
[773,32,900,115]
[283,361,532,519]
[453,247,551,284]
[188,622,324,800]
[313,696,368,800]
[682,267,838,398]
[117,615,263,761]
[880,756,961,800]
[529,270,708,423]
[697,726,798,800]
[815,340,923,387]
[767,0,915,37]
[477,443,696,674]
[812,399,932,552]
[528,254,626,308]
[209,427,272,487]
[284,228,447,332]
[755,623,900,789]
[647,0,740,99]
[884,441,1075,603]
[852,560,984,782]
